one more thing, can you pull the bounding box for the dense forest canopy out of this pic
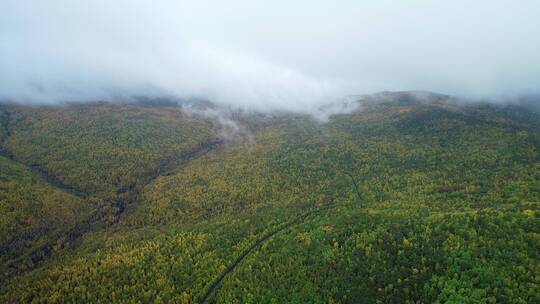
[0,92,539,303]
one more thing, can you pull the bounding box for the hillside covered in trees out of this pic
[0,92,539,303]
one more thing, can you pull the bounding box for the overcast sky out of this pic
[1,1,539,111]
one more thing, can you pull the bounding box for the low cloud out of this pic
[1,1,539,111]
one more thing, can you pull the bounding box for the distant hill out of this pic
[1,92,539,303]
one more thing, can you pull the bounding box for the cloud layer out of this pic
[1,1,539,110]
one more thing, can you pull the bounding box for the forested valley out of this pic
[0,92,538,303]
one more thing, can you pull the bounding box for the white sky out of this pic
[1,1,539,110]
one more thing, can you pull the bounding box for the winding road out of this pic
[198,204,335,304]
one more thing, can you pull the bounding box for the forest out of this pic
[0,92,538,303]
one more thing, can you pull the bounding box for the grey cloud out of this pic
[1,0,539,111]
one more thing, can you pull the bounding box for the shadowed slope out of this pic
[0,155,92,278]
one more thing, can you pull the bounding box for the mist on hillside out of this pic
[1,1,539,112]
